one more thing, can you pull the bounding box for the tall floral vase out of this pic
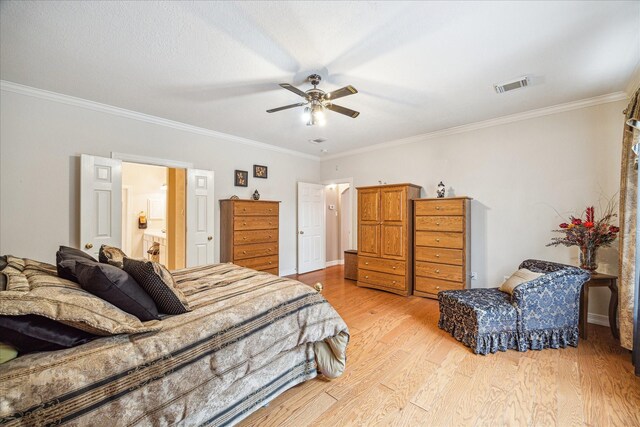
[579,246,598,271]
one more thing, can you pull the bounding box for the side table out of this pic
[579,273,618,340]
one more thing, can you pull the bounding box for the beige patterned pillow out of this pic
[0,256,161,336]
[499,268,544,295]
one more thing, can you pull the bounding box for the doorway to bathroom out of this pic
[121,162,186,270]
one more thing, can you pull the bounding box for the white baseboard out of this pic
[279,268,297,276]
[326,260,344,267]
[587,313,610,327]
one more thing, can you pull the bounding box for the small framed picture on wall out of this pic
[253,164,268,179]
[234,170,248,187]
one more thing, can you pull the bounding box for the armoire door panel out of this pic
[359,189,380,222]
[381,187,405,222]
[381,223,404,259]
[359,224,380,257]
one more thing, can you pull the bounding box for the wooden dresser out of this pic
[357,184,421,296]
[220,199,280,275]
[413,197,471,299]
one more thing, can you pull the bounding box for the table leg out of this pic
[609,279,619,339]
[579,284,588,340]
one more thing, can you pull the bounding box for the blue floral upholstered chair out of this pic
[437,259,591,355]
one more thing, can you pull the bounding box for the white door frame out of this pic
[321,177,355,251]
[111,152,193,169]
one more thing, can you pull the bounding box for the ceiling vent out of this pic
[494,76,529,94]
[308,138,327,144]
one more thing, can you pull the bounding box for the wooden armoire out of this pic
[357,183,421,296]
[219,199,280,275]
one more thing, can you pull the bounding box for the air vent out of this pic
[308,138,327,144]
[494,76,529,94]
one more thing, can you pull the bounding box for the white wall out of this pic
[321,99,627,318]
[0,89,320,275]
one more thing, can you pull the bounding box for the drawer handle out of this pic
[269,208,273,212]
[365,262,369,265]
[365,275,369,279]
[436,206,441,210]
[269,261,272,264]
[435,269,440,273]
[436,286,440,290]
[436,238,440,242]
[392,281,396,284]
[268,235,272,239]
[267,248,272,252]
[243,251,247,254]
[243,222,247,226]
[436,254,440,258]
[392,266,396,269]
[243,208,246,211]
[243,237,247,240]
[436,222,440,226]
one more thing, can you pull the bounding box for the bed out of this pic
[0,260,349,426]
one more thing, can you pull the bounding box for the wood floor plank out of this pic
[238,266,640,427]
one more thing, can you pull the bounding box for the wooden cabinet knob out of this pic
[269,208,273,212]
[392,266,396,269]
[436,254,440,258]
[436,206,441,210]
[243,222,247,226]
[243,208,246,211]
[267,248,272,252]
[268,235,272,239]
[435,269,440,273]
[243,251,247,254]
[436,286,440,290]
[436,222,440,226]
[436,238,440,242]
[269,261,272,264]
[365,262,369,265]
[392,281,396,284]
[365,275,369,279]
[243,237,247,240]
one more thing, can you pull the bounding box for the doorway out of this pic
[324,182,353,267]
[121,162,186,270]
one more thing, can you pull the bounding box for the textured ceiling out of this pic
[1,1,639,157]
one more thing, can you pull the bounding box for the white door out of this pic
[297,182,326,274]
[80,154,122,258]
[186,169,215,267]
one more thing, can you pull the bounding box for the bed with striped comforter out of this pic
[0,263,349,426]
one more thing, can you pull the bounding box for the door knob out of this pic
[208,236,213,241]
[299,231,304,234]
[85,243,93,249]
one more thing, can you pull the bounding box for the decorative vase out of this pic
[579,246,598,271]
[252,190,260,201]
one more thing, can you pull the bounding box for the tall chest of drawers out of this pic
[357,183,422,296]
[220,200,280,275]
[413,197,471,299]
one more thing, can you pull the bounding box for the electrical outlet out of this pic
[471,272,478,280]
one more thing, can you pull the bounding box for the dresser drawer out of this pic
[358,269,406,291]
[415,216,463,232]
[415,199,464,216]
[414,276,465,295]
[234,201,279,216]
[234,230,278,245]
[415,261,463,282]
[358,256,405,275]
[415,247,463,266]
[415,231,463,249]
[262,267,279,276]
[234,216,278,231]
[233,242,278,260]
[236,255,278,271]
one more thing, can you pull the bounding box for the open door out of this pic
[186,169,215,267]
[297,182,326,274]
[80,154,122,258]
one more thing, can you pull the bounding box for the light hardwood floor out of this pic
[240,266,640,426]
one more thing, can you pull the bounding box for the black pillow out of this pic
[56,246,97,282]
[75,260,160,321]
[0,314,97,354]
[0,255,6,291]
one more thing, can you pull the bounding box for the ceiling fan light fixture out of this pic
[302,106,311,123]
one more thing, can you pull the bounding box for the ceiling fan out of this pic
[266,74,359,126]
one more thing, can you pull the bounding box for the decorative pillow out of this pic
[0,314,97,354]
[123,258,190,315]
[56,246,97,282]
[0,342,18,364]
[0,255,7,291]
[0,256,161,335]
[74,260,160,321]
[499,268,544,294]
[98,245,127,268]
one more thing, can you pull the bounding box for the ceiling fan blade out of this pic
[324,85,358,101]
[266,102,307,113]
[279,83,308,98]
[326,103,360,118]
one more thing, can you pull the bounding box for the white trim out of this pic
[0,80,320,161]
[112,152,194,169]
[326,260,344,267]
[321,91,630,161]
[280,268,297,277]
[587,312,610,327]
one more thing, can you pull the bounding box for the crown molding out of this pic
[0,80,321,161]
[321,91,629,161]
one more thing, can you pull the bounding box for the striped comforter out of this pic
[0,263,349,426]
